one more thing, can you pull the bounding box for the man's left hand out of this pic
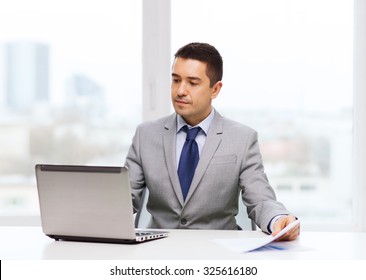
[272,215,300,241]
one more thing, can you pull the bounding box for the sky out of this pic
[0,0,354,114]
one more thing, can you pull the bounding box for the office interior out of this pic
[0,0,365,234]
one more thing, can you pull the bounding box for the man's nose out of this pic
[177,83,187,96]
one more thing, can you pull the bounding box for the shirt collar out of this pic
[176,108,215,135]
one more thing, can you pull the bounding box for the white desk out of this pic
[1,226,366,260]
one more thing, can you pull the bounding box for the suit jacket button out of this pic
[180,218,187,225]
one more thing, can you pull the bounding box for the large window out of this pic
[0,0,358,230]
[172,0,354,230]
[0,0,142,220]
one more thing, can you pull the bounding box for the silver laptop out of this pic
[35,164,168,244]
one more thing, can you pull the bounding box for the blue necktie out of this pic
[178,126,201,200]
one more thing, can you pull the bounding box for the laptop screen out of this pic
[35,164,137,240]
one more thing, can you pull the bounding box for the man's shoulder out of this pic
[218,114,257,135]
[137,113,175,131]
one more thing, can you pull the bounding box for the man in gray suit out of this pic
[125,42,299,241]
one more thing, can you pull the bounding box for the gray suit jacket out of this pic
[125,111,291,232]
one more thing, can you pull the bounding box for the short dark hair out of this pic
[174,42,223,87]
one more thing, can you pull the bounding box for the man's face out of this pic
[171,57,222,126]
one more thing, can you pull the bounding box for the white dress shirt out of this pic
[175,109,215,167]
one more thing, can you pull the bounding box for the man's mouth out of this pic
[175,99,189,105]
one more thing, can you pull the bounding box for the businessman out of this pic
[125,42,299,241]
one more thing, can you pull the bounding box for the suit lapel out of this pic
[163,114,185,206]
[185,112,224,203]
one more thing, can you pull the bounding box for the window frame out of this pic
[2,0,365,231]
[353,0,366,232]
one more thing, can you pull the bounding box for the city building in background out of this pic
[5,41,49,110]
[0,0,142,218]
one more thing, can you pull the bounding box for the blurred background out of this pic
[0,0,357,230]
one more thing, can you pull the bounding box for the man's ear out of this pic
[211,81,223,100]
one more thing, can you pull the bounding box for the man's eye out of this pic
[189,82,197,86]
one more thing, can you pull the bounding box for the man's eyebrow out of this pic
[172,73,202,81]
[187,76,202,81]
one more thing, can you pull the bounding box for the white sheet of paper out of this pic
[212,220,300,253]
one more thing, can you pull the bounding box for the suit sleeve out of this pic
[239,130,291,233]
[124,125,146,213]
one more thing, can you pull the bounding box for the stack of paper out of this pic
[212,220,301,253]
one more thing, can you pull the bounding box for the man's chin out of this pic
[173,105,190,115]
